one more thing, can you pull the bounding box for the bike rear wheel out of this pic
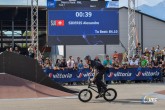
[103,88,117,102]
[78,89,92,102]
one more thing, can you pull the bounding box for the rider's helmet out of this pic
[84,55,91,61]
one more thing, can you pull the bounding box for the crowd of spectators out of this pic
[40,45,165,71]
[5,47,20,54]
[40,56,88,70]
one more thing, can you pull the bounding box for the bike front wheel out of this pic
[103,88,117,102]
[78,89,92,102]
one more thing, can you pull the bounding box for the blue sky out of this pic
[0,0,164,7]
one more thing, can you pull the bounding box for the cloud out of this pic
[138,0,164,6]
[120,0,164,7]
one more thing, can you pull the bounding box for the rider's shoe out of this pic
[95,94,103,99]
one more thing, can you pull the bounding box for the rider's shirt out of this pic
[89,60,105,72]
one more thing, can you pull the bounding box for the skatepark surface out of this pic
[0,83,165,110]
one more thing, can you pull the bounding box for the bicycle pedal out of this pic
[95,94,103,99]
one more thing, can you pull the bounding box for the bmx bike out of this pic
[78,75,117,102]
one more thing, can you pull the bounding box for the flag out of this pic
[55,20,65,26]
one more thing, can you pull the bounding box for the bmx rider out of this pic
[84,55,107,98]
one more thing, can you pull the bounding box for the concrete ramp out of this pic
[155,90,165,95]
[0,73,73,99]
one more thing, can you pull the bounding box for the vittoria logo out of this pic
[52,73,72,79]
[108,72,132,78]
[136,71,160,77]
[77,73,94,78]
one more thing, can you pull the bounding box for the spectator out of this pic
[159,58,163,67]
[161,64,165,79]
[84,63,89,68]
[59,58,67,69]
[28,44,34,58]
[122,58,129,69]
[112,58,120,69]
[76,57,81,63]
[162,59,164,65]
[135,55,140,62]
[129,57,139,68]
[54,59,61,70]
[74,57,81,69]
[161,47,165,61]
[94,56,101,63]
[150,47,155,61]
[144,48,150,61]
[55,59,61,67]
[73,62,78,70]
[9,47,13,52]
[103,55,112,67]
[67,56,75,69]
[67,56,75,85]
[153,58,159,68]
[155,45,162,63]
[128,56,133,64]
[113,51,118,59]
[42,57,52,69]
[136,43,142,57]
[148,61,154,69]
[78,60,84,69]
[140,56,148,68]
[13,47,20,54]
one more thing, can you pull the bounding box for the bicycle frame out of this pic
[87,71,103,94]
[87,83,99,93]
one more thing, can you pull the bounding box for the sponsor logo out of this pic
[136,71,142,77]
[136,71,160,77]
[49,73,53,78]
[108,72,114,78]
[108,72,132,78]
[77,73,83,78]
[52,73,72,79]
[142,96,157,104]
[77,72,94,78]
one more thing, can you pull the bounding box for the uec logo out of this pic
[142,96,157,104]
